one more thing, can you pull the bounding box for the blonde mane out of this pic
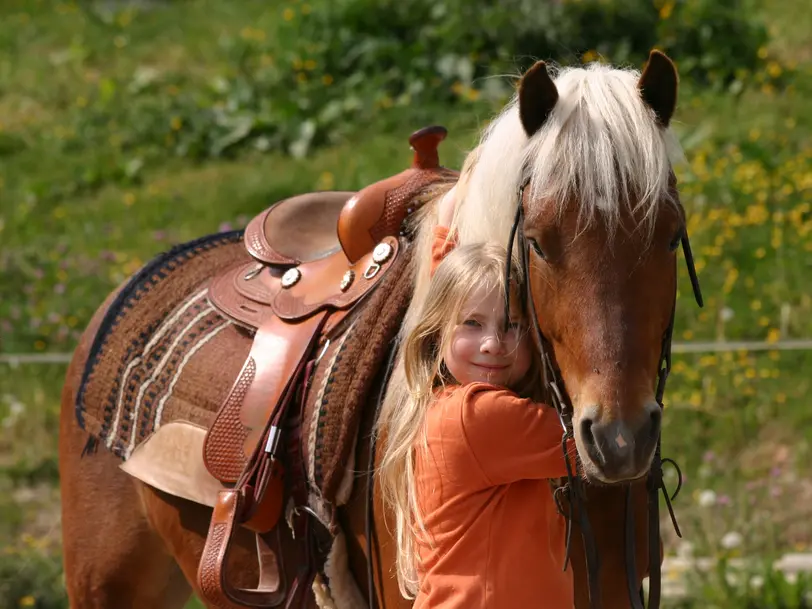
[453,61,684,244]
[376,60,684,596]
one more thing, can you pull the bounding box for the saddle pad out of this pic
[76,231,255,459]
[302,243,414,503]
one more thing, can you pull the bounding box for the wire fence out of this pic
[2,339,812,366]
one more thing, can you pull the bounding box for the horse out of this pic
[59,50,700,609]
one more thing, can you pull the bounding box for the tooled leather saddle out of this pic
[197,125,459,608]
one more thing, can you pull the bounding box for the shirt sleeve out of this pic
[459,384,575,486]
[430,225,457,276]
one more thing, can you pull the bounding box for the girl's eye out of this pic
[462,319,481,328]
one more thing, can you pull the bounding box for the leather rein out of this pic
[504,181,704,609]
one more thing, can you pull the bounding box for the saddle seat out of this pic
[199,125,459,609]
[244,124,457,268]
[243,191,354,266]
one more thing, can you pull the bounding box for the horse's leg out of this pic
[59,360,193,608]
[136,484,291,606]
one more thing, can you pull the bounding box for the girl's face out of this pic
[442,284,532,388]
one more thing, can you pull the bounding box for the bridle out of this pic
[363,179,703,609]
[505,180,703,609]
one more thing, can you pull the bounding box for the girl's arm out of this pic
[459,385,575,485]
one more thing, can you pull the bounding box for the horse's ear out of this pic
[519,61,559,137]
[638,50,678,127]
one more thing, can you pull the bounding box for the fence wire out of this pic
[2,340,812,366]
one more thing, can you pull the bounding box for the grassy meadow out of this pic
[1,0,811,607]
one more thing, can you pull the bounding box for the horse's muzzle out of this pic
[576,400,661,483]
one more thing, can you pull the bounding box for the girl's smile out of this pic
[443,284,532,388]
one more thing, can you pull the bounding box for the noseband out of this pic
[504,182,703,609]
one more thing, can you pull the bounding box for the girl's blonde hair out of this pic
[377,242,542,597]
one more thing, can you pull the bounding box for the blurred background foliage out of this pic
[1,0,811,607]
[0,0,779,167]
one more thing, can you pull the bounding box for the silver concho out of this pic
[372,242,393,264]
[340,270,355,292]
[281,267,302,288]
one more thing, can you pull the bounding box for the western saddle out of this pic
[198,125,458,608]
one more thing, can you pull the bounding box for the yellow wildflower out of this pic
[659,1,674,19]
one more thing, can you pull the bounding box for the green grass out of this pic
[1,0,811,607]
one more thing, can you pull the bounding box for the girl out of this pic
[379,231,577,608]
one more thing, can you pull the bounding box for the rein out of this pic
[505,182,703,609]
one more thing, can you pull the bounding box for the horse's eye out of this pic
[669,228,684,252]
[528,238,546,259]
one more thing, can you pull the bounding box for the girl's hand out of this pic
[438,183,458,229]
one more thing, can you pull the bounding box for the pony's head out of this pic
[452,51,686,484]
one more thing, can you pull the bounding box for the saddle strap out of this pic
[198,490,288,608]
[204,311,329,483]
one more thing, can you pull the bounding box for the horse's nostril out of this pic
[647,403,662,440]
[578,417,604,463]
[579,417,593,442]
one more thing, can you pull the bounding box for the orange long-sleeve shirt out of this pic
[413,383,575,608]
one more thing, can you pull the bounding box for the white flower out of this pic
[749,575,764,589]
[720,307,735,322]
[720,531,743,550]
[676,541,695,559]
[697,489,717,507]
[1,398,25,429]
